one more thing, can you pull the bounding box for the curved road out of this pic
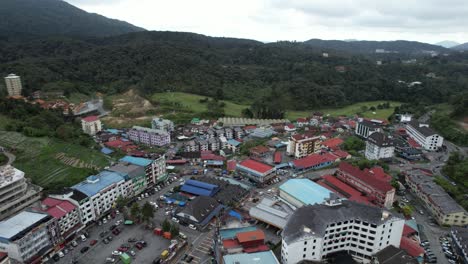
[0,146,15,165]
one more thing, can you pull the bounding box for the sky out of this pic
[66,0,468,44]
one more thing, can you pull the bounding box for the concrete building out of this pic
[41,197,81,239]
[365,132,395,160]
[0,166,42,221]
[176,196,224,228]
[0,211,60,263]
[151,117,174,132]
[406,121,443,151]
[336,163,395,208]
[281,199,405,264]
[71,171,129,225]
[405,172,467,226]
[128,126,170,146]
[355,119,383,139]
[4,74,22,97]
[81,116,102,135]
[108,162,147,196]
[120,155,166,186]
[236,159,275,185]
[249,197,294,229]
[223,251,280,264]
[279,179,335,208]
[287,133,321,158]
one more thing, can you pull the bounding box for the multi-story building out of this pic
[151,118,174,132]
[233,127,244,139]
[355,119,383,139]
[208,138,220,151]
[0,165,42,220]
[336,162,395,208]
[224,128,233,139]
[81,116,102,135]
[281,199,405,264]
[184,140,199,152]
[108,162,147,196]
[41,197,81,239]
[198,139,209,151]
[0,211,60,263]
[236,159,275,185]
[120,155,166,186]
[287,133,321,158]
[4,74,22,97]
[128,126,170,146]
[71,171,129,225]
[450,227,468,264]
[365,132,394,160]
[406,121,443,151]
[405,172,468,226]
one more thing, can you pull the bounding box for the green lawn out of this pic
[0,130,111,192]
[314,101,401,120]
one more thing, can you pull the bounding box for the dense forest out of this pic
[1,31,468,112]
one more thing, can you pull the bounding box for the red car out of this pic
[118,247,129,252]
[135,243,143,250]
[90,240,98,246]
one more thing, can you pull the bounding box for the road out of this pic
[0,146,15,165]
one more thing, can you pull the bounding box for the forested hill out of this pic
[1,31,468,111]
[304,39,450,55]
[0,0,145,39]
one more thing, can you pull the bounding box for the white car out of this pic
[112,251,122,256]
[71,241,78,247]
[106,258,115,263]
[165,211,170,216]
[171,217,179,223]
[58,251,65,258]
[103,218,107,224]
[116,210,120,215]
[145,193,149,198]
[189,224,196,230]
[80,235,87,242]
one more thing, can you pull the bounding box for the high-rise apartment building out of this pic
[4,74,22,97]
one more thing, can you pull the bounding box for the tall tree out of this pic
[141,202,155,224]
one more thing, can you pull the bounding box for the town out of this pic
[0,73,467,264]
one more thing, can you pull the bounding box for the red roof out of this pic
[332,150,350,159]
[338,162,394,192]
[292,153,337,169]
[82,115,99,122]
[322,138,344,149]
[321,175,373,205]
[239,159,273,174]
[236,230,265,243]
[285,124,295,129]
[291,132,318,141]
[201,151,225,161]
[402,225,417,237]
[166,159,188,164]
[243,245,270,253]
[227,160,237,171]
[105,139,132,148]
[244,125,257,130]
[408,137,421,148]
[296,118,308,123]
[223,239,241,249]
[368,167,392,183]
[42,198,76,219]
[400,237,424,257]
[274,152,282,163]
[250,146,270,154]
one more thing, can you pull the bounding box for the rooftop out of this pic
[339,162,393,192]
[119,156,153,167]
[130,126,168,135]
[408,121,437,137]
[0,211,50,240]
[0,165,24,189]
[237,230,265,243]
[373,245,418,264]
[368,132,394,147]
[42,198,76,219]
[72,170,126,197]
[82,115,99,122]
[282,200,401,243]
[108,162,145,179]
[291,152,337,169]
[322,138,344,148]
[223,250,280,264]
[249,197,293,229]
[238,159,274,174]
[280,179,334,206]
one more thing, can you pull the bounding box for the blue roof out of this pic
[205,160,224,166]
[72,170,126,197]
[106,129,120,134]
[227,139,241,147]
[223,251,279,264]
[101,147,114,154]
[279,179,333,206]
[120,156,153,167]
[229,210,242,221]
[185,180,218,190]
[181,185,216,197]
[219,226,258,240]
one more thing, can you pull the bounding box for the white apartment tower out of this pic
[4,74,22,97]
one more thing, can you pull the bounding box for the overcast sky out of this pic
[66,0,468,44]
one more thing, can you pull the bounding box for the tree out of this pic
[115,195,128,209]
[343,136,365,152]
[170,223,179,237]
[130,203,141,221]
[141,202,155,224]
[162,219,171,232]
[401,205,413,217]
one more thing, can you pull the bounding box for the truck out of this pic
[124,220,134,225]
[161,250,169,259]
[120,253,131,264]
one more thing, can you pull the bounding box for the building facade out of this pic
[120,155,166,186]
[81,116,102,135]
[0,211,60,263]
[128,126,170,146]
[236,159,275,185]
[365,132,395,160]
[336,162,395,208]
[41,197,81,239]
[0,166,42,221]
[355,120,383,139]
[406,121,443,151]
[281,200,405,264]
[287,133,321,158]
[405,172,468,226]
[151,118,174,132]
[4,74,22,97]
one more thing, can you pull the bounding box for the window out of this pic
[304,248,306,252]
[303,254,306,258]
[304,241,307,245]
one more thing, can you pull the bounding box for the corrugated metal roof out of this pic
[223,250,280,264]
[72,170,126,197]
[120,156,153,167]
[0,211,49,240]
[280,179,334,206]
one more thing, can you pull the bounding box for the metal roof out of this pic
[280,179,334,206]
[0,211,49,240]
[72,170,126,197]
[223,250,280,264]
[120,156,153,167]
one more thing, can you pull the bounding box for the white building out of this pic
[365,132,394,160]
[41,197,81,239]
[281,199,405,264]
[287,133,321,158]
[81,116,102,135]
[4,74,22,97]
[0,165,42,220]
[0,211,60,263]
[70,171,129,225]
[355,119,383,139]
[151,117,174,132]
[120,155,166,186]
[128,126,170,146]
[406,121,443,151]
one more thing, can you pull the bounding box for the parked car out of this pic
[111,251,122,256]
[171,217,179,223]
[90,240,98,246]
[103,238,110,244]
[58,251,65,258]
[189,224,196,230]
[128,238,137,243]
[80,235,87,242]
[107,236,113,241]
[112,228,120,235]
[130,250,136,256]
[186,256,194,263]
[179,232,187,240]
[80,247,89,253]
[105,257,115,263]
[71,240,78,247]
[135,243,143,250]
[118,247,129,252]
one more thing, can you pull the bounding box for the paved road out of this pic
[0,146,15,165]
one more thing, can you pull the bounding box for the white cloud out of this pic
[65,0,468,43]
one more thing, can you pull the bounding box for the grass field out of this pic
[0,129,111,192]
